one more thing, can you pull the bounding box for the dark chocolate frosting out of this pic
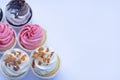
[0,8,3,21]
[7,0,28,18]
[5,0,32,26]
[8,0,25,10]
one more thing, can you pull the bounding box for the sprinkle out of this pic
[46,48,49,52]
[13,65,19,71]
[4,54,21,71]
[17,59,21,64]
[38,47,44,52]
[21,54,26,61]
[38,61,42,65]
[50,52,54,57]
[11,51,16,55]
[17,51,21,56]
[43,57,47,63]
[47,56,50,63]
[32,52,38,58]
[40,52,45,58]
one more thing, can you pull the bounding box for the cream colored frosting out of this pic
[0,48,30,78]
[31,47,58,75]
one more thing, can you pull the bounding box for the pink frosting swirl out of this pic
[19,24,44,50]
[0,22,15,51]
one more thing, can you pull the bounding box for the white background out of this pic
[0,0,120,80]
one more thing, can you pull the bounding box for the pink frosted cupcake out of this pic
[0,22,16,52]
[18,24,46,50]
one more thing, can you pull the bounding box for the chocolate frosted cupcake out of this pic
[5,0,32,27]
[0,48,30,79]
[0,8,3,21]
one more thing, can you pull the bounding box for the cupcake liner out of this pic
[0,48,30,79]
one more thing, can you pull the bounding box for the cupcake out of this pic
[0,8,3,21]
[0,22,16,52]
[18,24,46,50]
[5,0,32,27]
[31,47,60,79]
[0,48,30,79]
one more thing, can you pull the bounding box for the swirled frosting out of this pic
[31,47,58,75]
[19,24,44,50]
[0,22,15,51]
[5,0,32,26]
[0,48,30,78]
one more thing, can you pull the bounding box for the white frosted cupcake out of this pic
[31,47,60,79]
[0,48,30,79]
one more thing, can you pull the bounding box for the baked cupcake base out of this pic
[32,56,60,79]
[39,30,47,47]
[1,69,25,78]
[0,66,29,79]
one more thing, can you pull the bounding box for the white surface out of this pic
[0,0,120,80]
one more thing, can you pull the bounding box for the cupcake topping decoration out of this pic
[32,47,54,68]
[4,54,20,71]
[4,51,27,71]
